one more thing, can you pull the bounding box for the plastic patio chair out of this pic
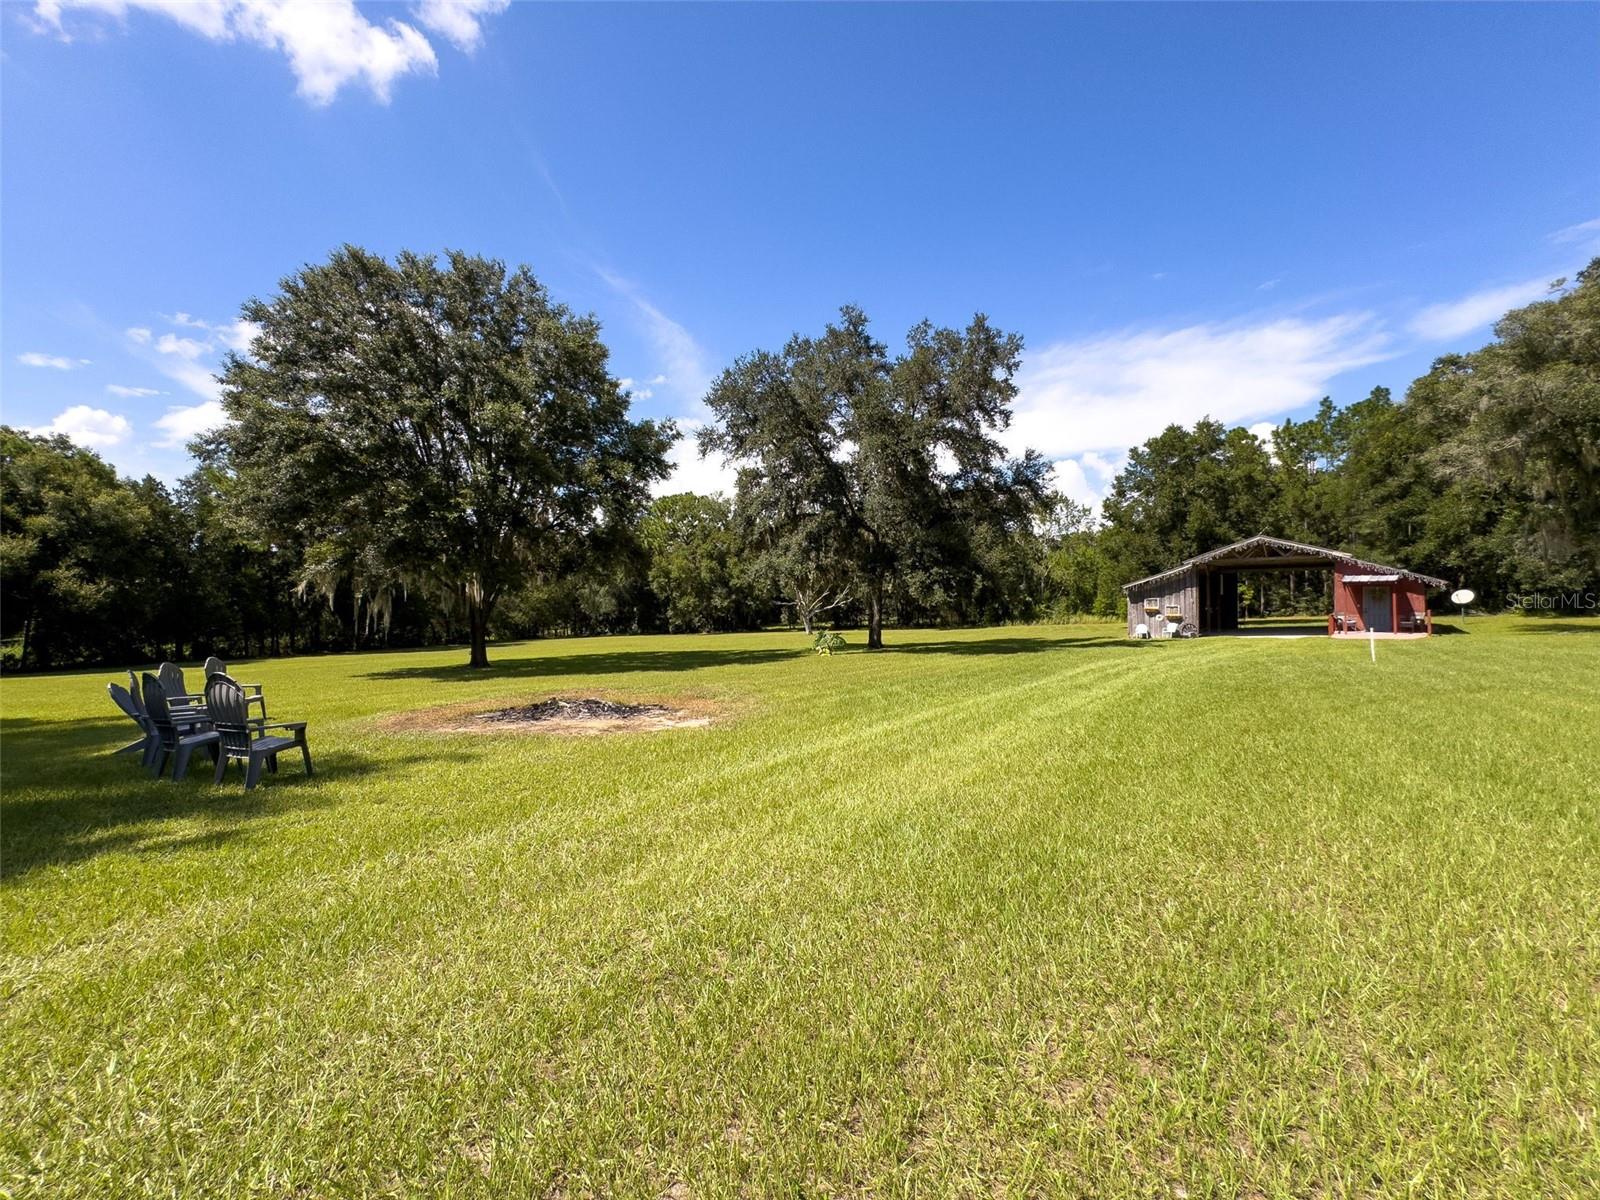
[157,661,207,710]
[140,673,220,781]
[205,675,312,790]
[127,670,206,765]
[204,658,266,718]
[107,682,154,761]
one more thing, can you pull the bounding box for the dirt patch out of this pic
[377,694,715,737]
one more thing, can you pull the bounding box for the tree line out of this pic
[4,249,1595,670]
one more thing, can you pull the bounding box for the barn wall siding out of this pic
[1127,569,1198,637]
[1332,570,1431,633]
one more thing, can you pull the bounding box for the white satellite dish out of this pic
[1450,588,1475,607]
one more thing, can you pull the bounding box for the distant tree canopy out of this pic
[640,492,762,633]
[1,428,152,669]
[700,306,1051,647]
[1098,418,1277,578]
[203,247,674,667]
[1408,260,1600,590]
[0,429,349,670]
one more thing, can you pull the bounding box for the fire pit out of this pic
[377,695,715,736]
[475,697,673,725]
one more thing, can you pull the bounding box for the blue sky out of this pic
[4,1,1597,508]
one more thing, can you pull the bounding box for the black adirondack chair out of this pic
[127,670,205,767]
[157,661,207,710]
[141,673,220,781]
[107,683,154,760]
[205,675,312,790]
[203,657,266,718]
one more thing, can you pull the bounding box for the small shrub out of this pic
[813,629,847,656]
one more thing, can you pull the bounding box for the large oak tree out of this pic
[206,247,673,667]
[700,306,1049,648]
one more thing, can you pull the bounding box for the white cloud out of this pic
[618,377,657,402]
[1010,313,1390,459]
[1549,216,1600,247]
[611,371,662,404]
[412,0,507,51]
[162,313,260,352]
[1049,459,1097,509]
[656,418,737,498]
[1078,450,1116,474]
[155,332,208,359]
[162,361,223,401]
[153,400,227,447]
[597,268,713,411]
[219,320,262,352]
[130,316,236,394]
[107,384,164,397]
[1047,451,1123,514]
[29,0,507,105]
[1247,421,1277,443]
[1258,278,1281,291]
[125,323,221,399]
[29,405,133,449]
[1407,276,1555,342]
[17,351,81,369]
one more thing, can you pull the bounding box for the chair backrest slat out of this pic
[203,656,225,679]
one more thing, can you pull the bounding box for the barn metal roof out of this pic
[1121,535,1448,592]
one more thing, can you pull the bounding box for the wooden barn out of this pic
[1122,535,1448,638]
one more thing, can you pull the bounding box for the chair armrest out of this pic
[257,721,307,733]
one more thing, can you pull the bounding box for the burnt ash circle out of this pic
[475,697,675,725]
[376,695,715,735]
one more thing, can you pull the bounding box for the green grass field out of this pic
[4,618,1598,1198]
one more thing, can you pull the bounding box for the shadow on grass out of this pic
[360,636,1143,680]
[881,635,1138,656]
[1517,621,1600,634]
[359,644,804,683]
[0,714,475,879]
